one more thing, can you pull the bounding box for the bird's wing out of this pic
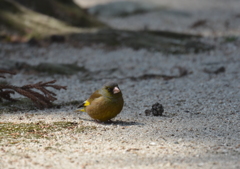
[88,90,102,103]
[77,90,102,108]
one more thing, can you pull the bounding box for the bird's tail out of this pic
[75,100,90,112]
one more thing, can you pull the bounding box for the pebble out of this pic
[149,142,156,146]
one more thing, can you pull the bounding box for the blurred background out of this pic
[0,1,240,168]
[1,0,240,42]
[0,0,240,107]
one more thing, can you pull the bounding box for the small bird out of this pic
[76,82,124,122]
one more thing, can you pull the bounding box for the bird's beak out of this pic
[113,86,120,94]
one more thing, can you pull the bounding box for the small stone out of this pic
[145,109,152,116]
[151,102,164,116]
[149,142,156,146]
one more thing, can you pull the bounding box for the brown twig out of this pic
[0,70,16,78]
[0,70,67,109]
[0,90,17,101]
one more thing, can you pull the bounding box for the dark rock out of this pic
[151,102,164,116]
[144,102,164,116]
[144,109,152,116]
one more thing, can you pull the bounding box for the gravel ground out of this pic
[1,0,240,168]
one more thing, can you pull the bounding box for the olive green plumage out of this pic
[77,82,124,122]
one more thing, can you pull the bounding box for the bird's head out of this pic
[102,82,122,98]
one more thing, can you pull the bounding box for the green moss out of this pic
[223,36,238,43]
[0,121,96,143]
[53,121,78,129]
[0,121,53,141]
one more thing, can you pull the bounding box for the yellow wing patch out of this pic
[83,100,90,107]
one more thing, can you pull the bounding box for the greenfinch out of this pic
[77,82,124,122]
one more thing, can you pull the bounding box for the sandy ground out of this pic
[1,0,240,168]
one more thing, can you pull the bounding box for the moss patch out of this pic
[223,36,238,43]
[0,121,96,143]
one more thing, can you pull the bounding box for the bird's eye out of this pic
[106,87,112,92]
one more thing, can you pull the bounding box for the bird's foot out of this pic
[94,119,113,124]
